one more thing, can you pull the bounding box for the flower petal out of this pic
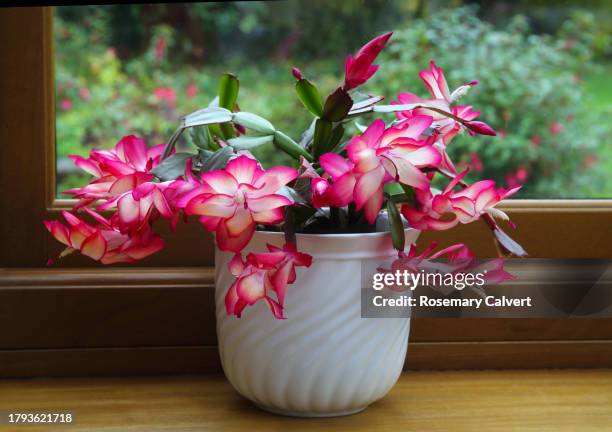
[226,155,261,184]
[330,172,356,207]
[81,231,107,261]
[200,170,239,195]
[228,253,245,276]
[386,156,430,190]
[69,155,101,177]
[216,217,255,252]
[225,206,254,237]
[252,166,298,195]
[264,296,286,319]
[247,194,292,212]
[186,194,236,218]
[319,153,353,180]
[235,270,266,304]
[363,186,384,224]
[354,165,385,209]
[252,207,285,225]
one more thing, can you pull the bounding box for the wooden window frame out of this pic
[1,7,611,377]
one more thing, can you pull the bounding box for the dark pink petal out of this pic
[118,135,148,171]
[264,296,285,319]
[329,172,356,206]
[291,67,303,80]
[465,121,496,136]
[82,208,112,229]
[319,153,353,180]
[198,215,222,231]
[69,155,101,177]
[361,119,386,148]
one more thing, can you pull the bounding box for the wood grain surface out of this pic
[0,371,611,431]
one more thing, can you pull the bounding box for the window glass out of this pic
[55,1,612,198]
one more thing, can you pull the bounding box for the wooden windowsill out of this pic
[1,370,611,431]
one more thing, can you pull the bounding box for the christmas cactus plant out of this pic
[45,32,526,319]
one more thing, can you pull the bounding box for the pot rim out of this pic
[217,228,421,260]
[253,228,417,240]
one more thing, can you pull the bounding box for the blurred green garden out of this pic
[55,0,612,198]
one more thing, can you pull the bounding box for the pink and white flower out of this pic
[385,242,514,288]
[65,135,167,208]
[401,170,521,231]
[180,155,298,252]
[225,243,313,319]
[393,61,493,143]
[320,117,441,223]
[44,210,164,265]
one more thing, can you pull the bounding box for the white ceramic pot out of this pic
[215,228,419,417]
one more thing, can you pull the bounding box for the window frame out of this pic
[1,7,611,376]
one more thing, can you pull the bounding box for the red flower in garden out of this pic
[186,83,198,98]
[79,88,91,101]
[549,121,563,135]
[60,98,72,111]
[154,36,167,61]
[154,87,177,108]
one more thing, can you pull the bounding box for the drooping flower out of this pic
[320,117,441,223]
[180,155,298,252]
[99,181,175,234]
[44,210,164,265]
[384,242,514,291]
[225,242,313,319]
[64,135,170,208]
[401,170,520,231]
[393,61,494,143]
[343,32,392,91]
[65,135,166,208]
